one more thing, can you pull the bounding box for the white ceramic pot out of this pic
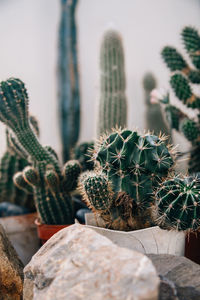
[85,213,185,256]
[0,213,40,265]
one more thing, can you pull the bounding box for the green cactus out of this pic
[161,26,200,173]
[142,72,170,137]
[0,116,39,211]
[79,128,174,231]
[154,175,200,231]
[74,142,94,171]
[0,78,81,225]
[98,30,127,136]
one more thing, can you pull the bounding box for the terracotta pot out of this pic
[35,219,71,244]
[85,213,185,256]
[185,231,200,264]
[0,213,39,265]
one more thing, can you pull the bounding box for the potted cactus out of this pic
[79,128,200,256]
[0,78,84,244]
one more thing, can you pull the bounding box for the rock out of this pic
[24,224,159,300]
[147,254,200,300]
[0,224,24,300]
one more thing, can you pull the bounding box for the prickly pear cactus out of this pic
[79,128,174,231]
[161,26,200,173]
[154,175,200,231]
[58,0,80,162]
[0,78,81,225]
[98,30,127,136]
[0,116,39,211]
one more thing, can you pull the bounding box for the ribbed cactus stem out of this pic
[98,30,127,136]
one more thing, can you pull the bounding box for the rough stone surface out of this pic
[0,224,24,300]
[24,224,159,300]
[148,254,200,300]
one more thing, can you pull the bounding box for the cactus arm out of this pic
[182,26,200,70]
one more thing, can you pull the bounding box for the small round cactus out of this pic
[154,176,200,231]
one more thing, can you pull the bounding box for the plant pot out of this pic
[185,231,200,264]
[85,213,185,256]
[35,219,71,244]
[0,213,39,265]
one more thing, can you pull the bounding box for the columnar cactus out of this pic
[154,175,200,231]
[58,0,80,162]
[79,128,174,231]
[161,26,200,173]
[0,78,81,225]
[98,30,127,136]
[142,72,170,137]
[0,117,39,211]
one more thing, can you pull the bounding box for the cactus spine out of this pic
[0,78,81,225]
[161,26,200,173]
[98,30,127,136]
[79,128,174,231]
[58,0,80,162]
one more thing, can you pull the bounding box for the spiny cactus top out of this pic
[79,128,174,231]
[161,26,200,173]
[0,78,81,224]
[98,30,127,136]
[154,175,200,232]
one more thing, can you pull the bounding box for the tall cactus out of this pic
[58,0,80,162]
[160,26,200,173]
[0,78,81,225]
[0,117,39,211]
[98,30,127,136]
[142,72,170,137]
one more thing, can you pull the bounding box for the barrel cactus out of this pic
[79,128,174,231]
[0,78,81,225]
[154,175,200,232]
[98,30,127,136]
[161,26,200,173]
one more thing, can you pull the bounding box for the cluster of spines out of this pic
[98,30,127,136]
[161,26,200,173]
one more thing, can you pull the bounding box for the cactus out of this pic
[58,0,80,162]
[79,128,174,231]
[0,117,39,212]
[161,26,200,173]
[98,30,127,136]
[0,78,81,225]
[154,175,200,231]
[143,72,170,137]
[74,141,94,171]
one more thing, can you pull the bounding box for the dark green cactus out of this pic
[79,128,174,231]
[142,72,170,137]
[154,175,200,231]
[0,78,81,225]
[74,142,94,171]
[58,0,80,162]
[0,116,39,211]
[98,30,127,136]
[161,26,200,173]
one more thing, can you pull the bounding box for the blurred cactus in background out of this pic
[0,78,81,225]
[0,117,39,212]
[58,0,80,162]
[161,26,200,173]
[98,30,127,136]
[74,141,94,171]
[143,72,170,138]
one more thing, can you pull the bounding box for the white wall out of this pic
[0,0,199,160]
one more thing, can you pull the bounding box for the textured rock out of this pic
[0,224,24,300]
[24,224,159,300]
[148,254,200,300]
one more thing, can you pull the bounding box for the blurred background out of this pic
[0,0,199,160]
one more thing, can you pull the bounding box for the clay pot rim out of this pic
[35,218,71,229]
